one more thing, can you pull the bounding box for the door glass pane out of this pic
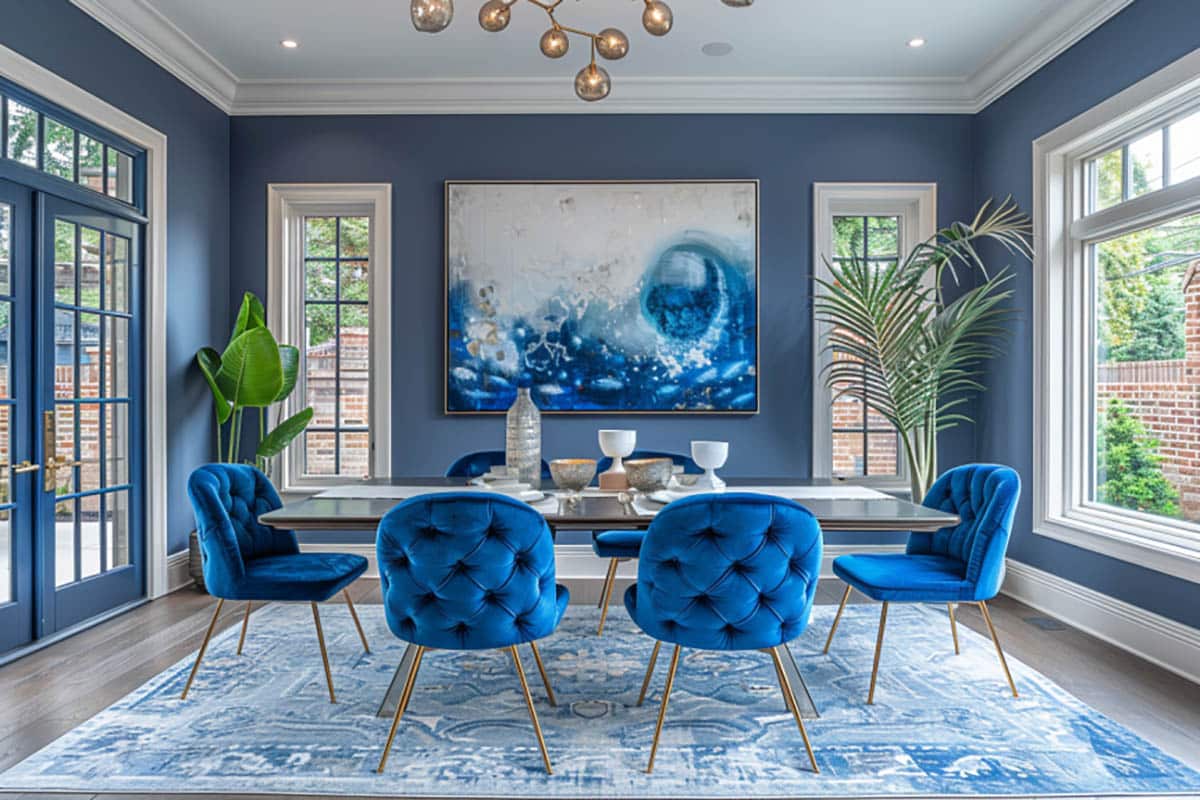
[103,317,129,399]
[79,313,99,399]
[0,303,9,400]
[106,148,134,203]
[79,403,100,493]
[0,405,8,502]
[105,402,129,488]
[55,403,77,495]
[5,100,37,167]
[0,509,10,605]
[80,228,101,309]
[54,310,75,400]
[103,233,128,312]
[80,491,100,579]
[304,430,337,476]
[0,202,10,296]
[78,135,103,192]
[54,220,76,304]
[54,499,75,587]
[338,306,369,427]
[42,118,74,181]
[306,305,336,427]
[105,489,130,569]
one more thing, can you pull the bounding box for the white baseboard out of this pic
[298,542,906,583]
[166,550,192,594]
[1002,559,1200,685]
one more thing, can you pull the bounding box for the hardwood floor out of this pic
[1,578,1197,800]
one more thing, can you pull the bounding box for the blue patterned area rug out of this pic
[2,602,1197,798]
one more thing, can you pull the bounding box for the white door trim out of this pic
[0,43,170,598]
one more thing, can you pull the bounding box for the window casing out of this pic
[1034,48,1200,583]
[811,183,937,489]
[267,185,392,493]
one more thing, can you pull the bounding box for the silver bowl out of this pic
[624,458,674,492]
[549,459,597,494]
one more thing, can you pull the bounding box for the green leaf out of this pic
[231,292,267,340]
[256,407,314,459]
[216,327,284,407]
[195,347,233,424]
[275,345,300,402]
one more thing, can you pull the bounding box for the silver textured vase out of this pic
[505,386,542,487]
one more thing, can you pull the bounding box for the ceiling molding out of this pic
[70,0,237,112]
[71,0,1131,117]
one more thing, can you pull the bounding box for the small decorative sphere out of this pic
[595,28,629,60]
[642,1,673,36]
[411,0,454,33]
[478,0,511,32]
[574,63,611,102]
[539,28,570,59]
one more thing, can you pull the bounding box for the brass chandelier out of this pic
[410,0,755,102]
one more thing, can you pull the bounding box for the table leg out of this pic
[377,644,420,718]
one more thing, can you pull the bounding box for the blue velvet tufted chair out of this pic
[375,492,568,775]
[445,450,552,481]
[184,464,370,703]
[824,464,1021,704]
[625,493,823,774]
[592,450,702,636]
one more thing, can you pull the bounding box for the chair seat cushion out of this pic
[832,553,975,602]
[234,552,369,602]
[592,530,644,559]
[623,583,797,651]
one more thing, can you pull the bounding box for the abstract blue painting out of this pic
[445,181,758,413]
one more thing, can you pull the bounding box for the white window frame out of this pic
[267,183,392,494]
[811,182,937,490]
[1033,47,1200,584]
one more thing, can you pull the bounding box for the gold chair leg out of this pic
[377,645,425,773]
[344,589,370,654]
[646,644,682,774]
[978,601,1018,697]
[596,558,620,635]
[948,603,960,655]
[509,645,554,775]
[236,601,253,655]
[867,601,889,705]
[311,602,336,704]
[528,640,557,707]
[181,598,224,700]
[823,584,852,654]
[637,640,662,707]
[769,647,819,774]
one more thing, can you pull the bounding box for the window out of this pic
[1034,49,1200,582]
[811,183,936,487]
[2,88,138,206]
[267,185,391,492]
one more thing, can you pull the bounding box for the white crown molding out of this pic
[70,0,1129,116]
[70,0,237,113]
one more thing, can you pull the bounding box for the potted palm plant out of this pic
[813,198,1033,501]
[188,292,314,588]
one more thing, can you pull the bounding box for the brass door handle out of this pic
[10,460,40,474]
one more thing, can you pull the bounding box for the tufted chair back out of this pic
[907,464,1021,599]
[377,492,562,650]
[597,449,703,475]
[445,450,552,481]
[187,464,301,599]
[632,493,823,651]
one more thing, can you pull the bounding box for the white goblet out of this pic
[598,429,636,490]
[690,440,729,491]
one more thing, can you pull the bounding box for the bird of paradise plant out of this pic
[195,292,314,470]
[813,197,1033,500]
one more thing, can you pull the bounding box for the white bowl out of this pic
[598,429,637,458]
[691,440,729,471]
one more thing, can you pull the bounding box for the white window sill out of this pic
[1036,507,1200,583]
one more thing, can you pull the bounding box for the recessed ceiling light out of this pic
[280,39,299,49]
[907,37,926,48]
[702,42,734,57]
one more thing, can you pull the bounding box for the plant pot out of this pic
[188,529,207,592]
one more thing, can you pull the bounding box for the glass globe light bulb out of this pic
[595,28,629,60]
[478,0,511,32]
[642,1,673,36]
[574,63,611,102]
[540,28,570,58]
[411,0,454,33]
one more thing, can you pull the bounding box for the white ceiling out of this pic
[72,0,1133,114]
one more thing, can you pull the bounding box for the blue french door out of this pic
[37,194,143,634]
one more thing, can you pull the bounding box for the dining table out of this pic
[260,476,959,720]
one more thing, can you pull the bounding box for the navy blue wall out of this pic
[972,0,1200,627]
[229,114,977,504]
[1,0,231,553]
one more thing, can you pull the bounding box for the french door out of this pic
[0,182,143,654]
